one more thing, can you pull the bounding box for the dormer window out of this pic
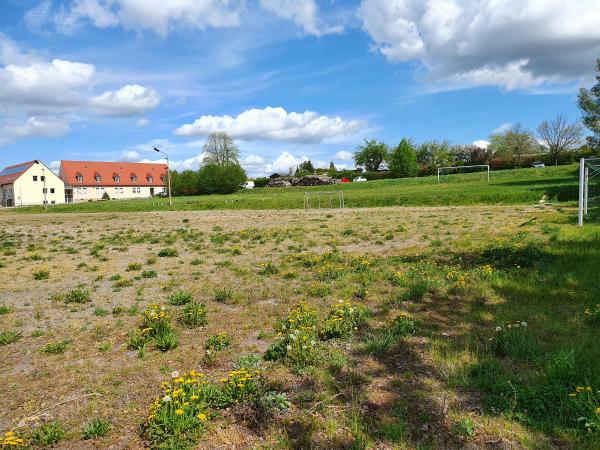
[75,172,83,183]
[113,173,120,182]
[147,174,153,183]
[94,172,102,182]
[131,173,138,182]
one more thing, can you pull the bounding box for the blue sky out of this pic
[0,0,598,176]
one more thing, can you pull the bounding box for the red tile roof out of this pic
[59,160,168,187]
[0,160,37,185]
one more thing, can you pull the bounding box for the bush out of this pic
[253,177,270,188]
[168,290,193,306]
[158,248,178,257]
[63,287,91,304]
[197,163,247,195]
[389,138,418,178]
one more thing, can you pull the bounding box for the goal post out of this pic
[578,157,600,226]
[304,191,345,209]
[437,164,490,183]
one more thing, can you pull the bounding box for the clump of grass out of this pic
[0,331,21,346]
[453,418,476,438]
[191,258,202,266]
[258,262,279,275]
[158,248,178,257]
[94,308,109,316]
[168,290,193,306]
[141,269,157,278]
[206,332,231,351]
[0,305,11,315]
[28,421,66,447]
[568,386,600,433]
[127,262,143,271]
[128,305,178,355]
[490,321,540,362]
[584,304,600,326]
[213,288,233,303]
[32,267,50,280]
[362,315,416,357]
[82,418,112,440]
[42,338,71,354]
[180,302,207,327]
[63,287,91,304]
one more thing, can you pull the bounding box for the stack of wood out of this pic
[266,178,293,187]
[292,175,336,186]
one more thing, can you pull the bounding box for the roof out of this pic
[59,160,168,187]
[0,160,37,185]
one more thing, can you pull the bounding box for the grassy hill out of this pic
[10,164,579,213]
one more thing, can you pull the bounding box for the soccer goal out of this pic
[578,157,600,226]
[304,191,345,209]
[437,164,490,183]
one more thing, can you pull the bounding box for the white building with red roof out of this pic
[0,160,65,207]
[59,160,168,202]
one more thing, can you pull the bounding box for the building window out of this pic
[95,175,102,182]
[95,187,105,194]
[33,176,38,181]
[132,187,141,194]
[76,175,83,182]
[113,175,120,182]
[131,174,138,182]
[115,187,123,194]
[42,188,47,193]
[41,176,45,181]
[147,175,153,182]
[50,188,55,194]
[51,200,55,204]
[77,187,87,195]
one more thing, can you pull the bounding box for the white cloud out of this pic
[91,84,160,116]
[358,0,600,90]
[334,150,353,160]
[244,154,265,166]
[174,106,366,144]
[472,140,490,149]
[0,116,70,146]
[259,0,343,36]
[56,0,241,36]
[49,160,61,173]
[492,123,514,134]
[119,150,142,162]
[136,118,150,127]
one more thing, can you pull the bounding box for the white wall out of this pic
[12,163,65,206]
[70,185,165,202]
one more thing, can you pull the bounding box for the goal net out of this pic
[437,165,490,183]
[578,157,600,226]
[304,191,345,209]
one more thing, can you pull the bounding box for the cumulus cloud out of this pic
[472,140,490,149]
[492,123,513,134]
[0,34,160,146]
[174,106,366,144]
[259,0,343,36]
[136,118,150,127]
[0,116,70,146]
[54,0,241,36]
[334,150,353,160]
[358,0,600,90]
[91,84,160,116]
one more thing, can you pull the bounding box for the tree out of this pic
[489,124,538,161]
[451,144,492,165]
[578,58,600,150]
[202,132,240,165]
[536,114,583,165]
[354,139,389,172]
[416,140,454,167]
[327,161,337,177]
[389,139,418,178]
[295,160,315,176]
[197,163,247,194]
[171,170,200,196]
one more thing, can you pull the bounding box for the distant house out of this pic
[59,160,168,202]
[0,160,65,207]
[269,173,284,179]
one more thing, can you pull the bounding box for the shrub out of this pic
[0,331,21,346]
[127,262,142,271]
[180,302,207,327]
[82,419,112,439]
[320,300,370,339]
[32,268,50,280]
[168,290,193,306]
[28,421,66,447]
[158,248,178,257]
[197,163,247,195]
[141,270,157,278]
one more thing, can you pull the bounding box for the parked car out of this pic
[532,161,545,169]
[353,176,367,182]
[241,181,255,189]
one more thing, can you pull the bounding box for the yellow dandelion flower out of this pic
[175,409,184,415]
[197,413,207,421]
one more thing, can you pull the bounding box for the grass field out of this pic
[9,164,580,214]
[1,197,600,449]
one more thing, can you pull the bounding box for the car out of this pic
[532,161,545,169]
[353,176,367,182]
[241,181,255,189]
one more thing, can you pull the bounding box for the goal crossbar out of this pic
[437,164,490,183]
[304,191,345,209]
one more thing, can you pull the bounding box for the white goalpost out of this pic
[437,164,490,183]
[578,157,600,226]
[304,191,345,209]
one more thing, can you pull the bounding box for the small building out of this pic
[59,160,168,202]
[0,160,65,207]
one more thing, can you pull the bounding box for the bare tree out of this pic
[536,115,583,165]
[202,132,240,166]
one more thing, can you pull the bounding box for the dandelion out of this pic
[171,370,180,379]
[521,321,528,327]
[596,407,600,414]
[175,409,184,415]
[197,413,207,421]
[162,395,172,402]
[495,326,502,332]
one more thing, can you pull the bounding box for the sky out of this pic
[0,0,599,177]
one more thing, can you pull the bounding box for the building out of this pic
[0,160,65,207]
[59,160,168,202]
